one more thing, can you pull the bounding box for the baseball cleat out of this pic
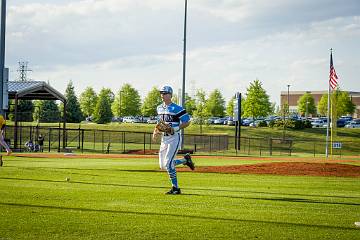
[184,153,195,170]
[166,186,181,195]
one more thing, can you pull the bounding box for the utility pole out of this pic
[17,61,32,81]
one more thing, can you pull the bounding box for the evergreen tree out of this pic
[79,87,98,117]
[64,81,83,123]
[16,100,34,122]
[140,87,162,117]
[33,100,60,122]
[93,88,113,124]
[206,89,225,117]
[297,93,316,117]
[243,79,272,119]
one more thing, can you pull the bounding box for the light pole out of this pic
[180,0,187,149]
[118,90,123,119]
[287,84,290,117]
[305,101,309,119]
[0,0,7,116]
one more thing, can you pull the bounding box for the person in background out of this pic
[38,134,44,152]
[0,114,12,167]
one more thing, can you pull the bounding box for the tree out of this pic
[185,94,196,116]
[317,95,328,116]
[93,88,113,124]
[206,89,225,117]
[16,100,34,122]
[297,93,316,117]
[226,96,236,117]
[141,87,162,117]
[317,89,356,118]
[243,79,272,119]
[64,81,83,123]
[33,100,60,123]
[79,87,98,117]
[113,84,141,116]
[103,88,115,104]
[192,89,211,133]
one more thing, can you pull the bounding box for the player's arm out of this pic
[173,108,191,132]
[175,121,190,131]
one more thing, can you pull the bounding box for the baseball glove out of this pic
[155,120,174,135]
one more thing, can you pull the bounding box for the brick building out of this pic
[280,91,360,118]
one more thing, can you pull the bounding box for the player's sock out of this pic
[174,158,186,165]
[167,168,178,188]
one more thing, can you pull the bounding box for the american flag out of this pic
[329,52,338,90]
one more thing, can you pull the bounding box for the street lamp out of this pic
[119,90,124,120]
[287,84,290,117]
[305,101,309,119]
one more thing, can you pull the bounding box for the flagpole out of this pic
[325,82,330,158]
[330,92,333,157]
[325,49,332,158]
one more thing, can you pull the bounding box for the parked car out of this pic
[111,117,122,122]
[311,119,327,128]
[214,117,227,125]
[207,117,220,124]
[336,119,347,128]
[242,118,254,126]
[345,119,360,128]
[122,116,142,123]
[147,117,158,124]
[224,117,235,126]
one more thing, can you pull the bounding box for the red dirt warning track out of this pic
[177,162,360,177]
[12,153,360,178]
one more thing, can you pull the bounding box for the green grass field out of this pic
[1,154,359,239]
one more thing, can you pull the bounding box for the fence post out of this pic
[143,133,146,154]
[48,128,51,152]
[260,139,262,156]
[209,136,212,153]
[149,133,152,150]
[78,126,81,149]
[58,126,61,152]
[81,129,84,153]
[102,131,104,153]
[123,132,126,153]
[93,131,96,151]
[313,142,316,157]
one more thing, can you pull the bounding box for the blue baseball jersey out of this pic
[157,103,190,128]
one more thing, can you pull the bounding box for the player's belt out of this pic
[164,132,175,136]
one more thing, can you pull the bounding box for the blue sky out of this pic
[5,0,360,105]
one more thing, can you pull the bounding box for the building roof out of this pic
[8,81,66,102]
[280,90,360,96]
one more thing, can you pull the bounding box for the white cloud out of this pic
[6,0,360,107]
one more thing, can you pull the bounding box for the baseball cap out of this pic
[159,85,173,94]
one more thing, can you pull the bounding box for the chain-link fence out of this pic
[3,125,358,156]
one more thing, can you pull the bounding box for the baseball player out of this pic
[152,85,195,194]
[0,114,12,167]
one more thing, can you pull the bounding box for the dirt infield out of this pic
[11,153,360,178]
[177,162,360,177]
